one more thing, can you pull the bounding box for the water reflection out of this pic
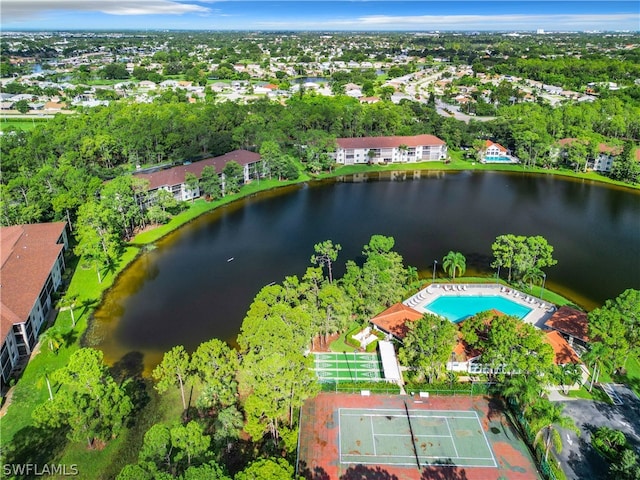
[90,171,640,372]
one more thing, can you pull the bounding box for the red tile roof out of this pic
[453,333,482,362]
[546,331,582,365]
[557,138,623,155]
[1,222,66,341]
[485,140,508,152]
[544,306,589,343]
[336,134,445,150]
[134,149,260,190]
[370,303,424,340]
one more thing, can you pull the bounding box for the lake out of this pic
[88,171,640,371]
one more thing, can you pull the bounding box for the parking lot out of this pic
[554,385,640,479]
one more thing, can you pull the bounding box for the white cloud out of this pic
[257,13,640,31]
[2,0,211,22]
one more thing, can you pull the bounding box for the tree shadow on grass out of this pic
[109,351,150,423]
[2,426,67,479]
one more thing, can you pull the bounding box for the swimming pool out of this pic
[483,155,513,162]
[424,295,532,323]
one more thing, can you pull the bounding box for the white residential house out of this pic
[480,140,515,163]
[133,150,262,203]
[333,134,448,165]
[556,138,622,173]
[1,222,69,389]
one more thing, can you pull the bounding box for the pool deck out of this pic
[402,283,556,328]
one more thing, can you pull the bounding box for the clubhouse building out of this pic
[1,222,68,389]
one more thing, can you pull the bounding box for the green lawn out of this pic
[0,119,45,131]
[0,246,142,477]
[323,159,639,190]
[132,175,310,245]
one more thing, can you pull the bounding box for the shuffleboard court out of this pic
[339,408,497,468]
[313,352,384,382]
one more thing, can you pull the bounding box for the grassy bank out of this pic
[321,157,640,190]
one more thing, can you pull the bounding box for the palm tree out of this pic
[556,363,583,394]
[57,293,79,328]
[442,251,466,280]
[523,267,544,290]
[406,266,418,286]
[499,374,544,414]
[530,399,579,462]
[39,326,65,354]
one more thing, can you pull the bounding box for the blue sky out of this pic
[2,1,639,32]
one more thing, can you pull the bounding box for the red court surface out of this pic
[297,392,541,480]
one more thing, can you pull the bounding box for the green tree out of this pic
[33,348,133,448]
[199,165,221,200]
[587,305,629,375]
[222,161,244,195]
[491,234,521,282]
[529,399,579,463]
[591,426,627,460]
[183,461,231,480]
[237,291,319,448]
[259,140,281,179]
[442,251,466,280]
[555,363,583,394]
[13,99,30,114]
[191,339,239,410]
[522,267,544,289]
[211,405,243,453]
[171,421,211,470]
[609,448,640,480]
[461,311,555,380]
[184,172,199,202]
[153,345,192,411]
[310,240,341,284]
[57,293,79,328]
[399,313,458,383]
[102,63,130,80]
[234,458,295,480]
[39,325,65,354]
[498,374,544,414]
[131,422,216,478]
[74,200,121,283]
[610,141,640,184]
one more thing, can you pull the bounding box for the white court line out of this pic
[341,407,480,415]
[338,408,343,465]
[375,433,452,438]
[472,410,498,468]
[370,415,377,456]
[444,417,460,458]
[341,413,476,420]
[342,454,496,461]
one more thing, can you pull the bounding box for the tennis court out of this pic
[297,393,541,480]
[339,407,496,468]
[313,352,384,382]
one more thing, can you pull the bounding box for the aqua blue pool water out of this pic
[484,155,512,162]
[425,295,532,323]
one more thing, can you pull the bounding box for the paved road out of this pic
[554,385,640,479]
[434,100,496,124]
